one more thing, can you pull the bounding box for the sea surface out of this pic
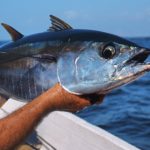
[0,38,150,150]
[77,38,150,150]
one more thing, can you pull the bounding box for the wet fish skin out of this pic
[0,16,150,101]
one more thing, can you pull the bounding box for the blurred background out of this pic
[1,0,150,39]
[1,1,150,150]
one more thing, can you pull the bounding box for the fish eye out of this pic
[101,45,116,59]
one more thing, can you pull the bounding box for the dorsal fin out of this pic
[49,15,73,32]
[1,23,24,41]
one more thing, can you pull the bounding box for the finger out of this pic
[78,94,105,105]
[63,95,91,112]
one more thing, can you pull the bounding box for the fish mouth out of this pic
[125,48,150,64]
[120,48,150,83]
[101,49,150,94]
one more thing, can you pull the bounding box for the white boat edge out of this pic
[0,98,140,150]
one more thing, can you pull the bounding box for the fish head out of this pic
[90,42,150,94]
[57,33,150,95]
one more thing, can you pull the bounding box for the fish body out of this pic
[0,15,150,101]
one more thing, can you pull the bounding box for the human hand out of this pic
[49,83,105,112]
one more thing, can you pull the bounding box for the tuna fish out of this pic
[0,15,150,101]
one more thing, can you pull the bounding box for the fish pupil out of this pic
[102,46,116,59]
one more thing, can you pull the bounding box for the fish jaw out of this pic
[99,63,150,94]
[97,48,150,93]
[105,48,150,91]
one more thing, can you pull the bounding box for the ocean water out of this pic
[0,38,150,150]
[77,38,150,150]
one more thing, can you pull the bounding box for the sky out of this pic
[1,0,150,40]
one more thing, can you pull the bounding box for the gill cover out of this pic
[57,48,114,95]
